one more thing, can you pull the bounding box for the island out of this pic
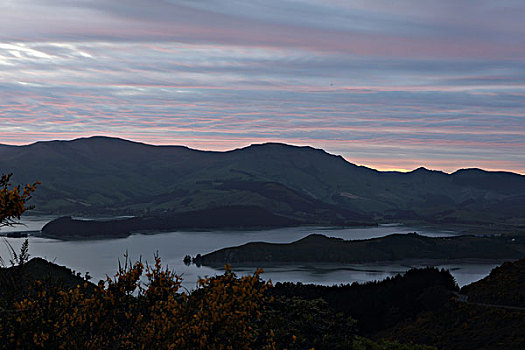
[192,233,525,265]
[40,206,302,239]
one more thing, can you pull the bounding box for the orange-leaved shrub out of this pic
[0,173,39,227]
[1,256,274,350]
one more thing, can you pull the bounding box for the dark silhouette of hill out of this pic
[1,136,524,230]
[0,258,95,305]
[268,257,525,349]
[271,267,458,334]
[461,257,525,308]
[381,257,525,350]
[193,233,525,265]
[41,206,300,239]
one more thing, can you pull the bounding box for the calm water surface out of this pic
[0,217,507,289]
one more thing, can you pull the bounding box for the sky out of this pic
[1,0,524,173]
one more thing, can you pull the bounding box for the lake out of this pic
[0,217,508,289]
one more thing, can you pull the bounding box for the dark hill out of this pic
[1,136,524,230]
[461,257,525,307]
[272,267,458,334]
[194,233,525,265]
[0,258,94,303]
[382,257,525,350]
[41,206,301,239]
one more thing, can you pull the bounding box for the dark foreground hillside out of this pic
[270,258,525,349]
[0,257,94,308]
[2,255,525,349]
[380,258,525,350]
[461,257,525,307]
[272,267,459,334]
[1,256,434,350]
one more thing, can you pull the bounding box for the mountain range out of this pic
[1,136,524,232]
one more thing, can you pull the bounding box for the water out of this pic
[0,217,506,289]
[0,215,56,233]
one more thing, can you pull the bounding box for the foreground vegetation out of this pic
[1,255,436,349]
[2,252,525,349]
[273,258,525,350]
[0,173,38,229]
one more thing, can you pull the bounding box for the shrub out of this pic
[1,258,272,350]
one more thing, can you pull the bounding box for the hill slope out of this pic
[461,257,525,307]
[193,233,525,265]
[1,136,524,229]
[383,257,525,350]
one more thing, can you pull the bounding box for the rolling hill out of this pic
[192,233,525,265]
[1,136,524,230]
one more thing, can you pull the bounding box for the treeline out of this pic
[272,267,458,334]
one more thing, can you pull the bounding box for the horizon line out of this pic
[1,135,523,176]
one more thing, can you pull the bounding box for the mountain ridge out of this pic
[1,136,524,232]
[1,136,522,175]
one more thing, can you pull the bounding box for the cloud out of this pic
[2,0,525,58]
[0,1,524,173]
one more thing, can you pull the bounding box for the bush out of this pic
[1,258,272,349]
